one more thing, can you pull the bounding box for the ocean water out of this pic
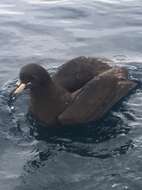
[1,0,142,189]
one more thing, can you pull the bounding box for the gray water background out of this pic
[1,0,142,190]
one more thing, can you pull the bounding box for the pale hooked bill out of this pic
[14,83,26,95]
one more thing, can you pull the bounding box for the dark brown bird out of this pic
[12,56,137,126]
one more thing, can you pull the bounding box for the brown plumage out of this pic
[12,57,137,126]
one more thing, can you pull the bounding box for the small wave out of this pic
[112,55,142,65]
[0,9,24,15]
[0,4,15,8]
[95,0,135,4]
[23,0,69,5]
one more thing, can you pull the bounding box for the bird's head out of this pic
[12,63,51,95]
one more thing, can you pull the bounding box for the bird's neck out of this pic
[29,80,72,125]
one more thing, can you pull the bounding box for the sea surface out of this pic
[1,0,142,190]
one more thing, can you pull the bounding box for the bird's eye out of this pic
[27,82,32,88]
[30,75,38,82]
[30,75,35,81]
